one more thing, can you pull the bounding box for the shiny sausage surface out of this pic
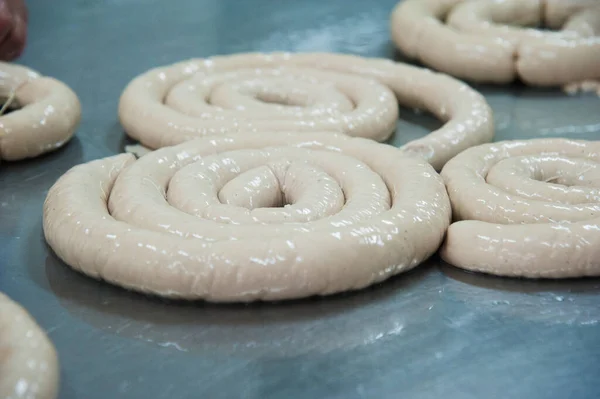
[43,132,451,302]
[441,138,600,278]
[0,292,59,399]
[119,52,494,171]
[391,0,600,86]
[0,62,80,161]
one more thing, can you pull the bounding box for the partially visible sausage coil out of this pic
[0,62,81,161]
[43,132,451,302]
[118,52,494,171]
[0,292,59,399]
[441,138,600,278]
[391,0,600,86]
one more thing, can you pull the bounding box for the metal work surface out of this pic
[2,0,600,398]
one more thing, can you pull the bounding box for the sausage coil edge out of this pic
[0,292,59,399]
[43,132,452,302]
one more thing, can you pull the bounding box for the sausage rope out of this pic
[118,52,494,171]
[43,132,451,302]
[0,293,59,399]
[0,62,81,161]
[391,0,600,86]
[440,138,600,278]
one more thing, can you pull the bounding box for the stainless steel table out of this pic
[2,1,599,398]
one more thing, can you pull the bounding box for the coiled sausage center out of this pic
[110,146,391,231]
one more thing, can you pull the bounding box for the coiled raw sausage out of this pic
[0,62,81,161]
[0,292,59,399]
[43,132,451,302]
[440,138,600,278]
[118,52,494,171]
[391,0,600,86]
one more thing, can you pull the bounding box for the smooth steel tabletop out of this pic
[1,0,599,398]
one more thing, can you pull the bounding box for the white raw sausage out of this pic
[0,62,81,161]
[0,292,59,399]
[118,52,494,171]
[391,0,600,86]
[440,138,600,278]
[43,132,451,302]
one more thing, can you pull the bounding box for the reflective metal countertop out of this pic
[1,0,599,398]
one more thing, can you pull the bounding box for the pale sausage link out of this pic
[440,138,600,278]
[0,292,59,399]
[43,132,451,302]
[391,0,600,86]
[0,62,81,161]
[118,52,494,171]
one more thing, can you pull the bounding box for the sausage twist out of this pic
[43,132,451,302]
[0,293,59,399]
[118,52,494,171]
[391,0,600,86]
[0,62,81,161]
[440,138,600,278]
